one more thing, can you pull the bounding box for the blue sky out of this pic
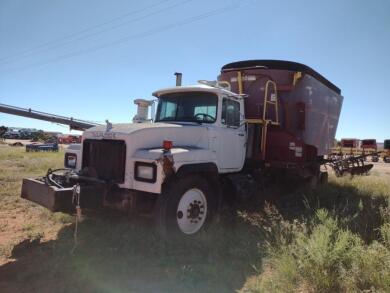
[0,0,389,140]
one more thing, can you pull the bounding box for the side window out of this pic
[221,98,240,127]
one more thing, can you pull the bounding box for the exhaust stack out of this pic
[174,72,182,86]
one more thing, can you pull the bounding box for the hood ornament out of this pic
[105,119,113,132]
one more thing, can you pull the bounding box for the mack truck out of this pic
[20,60,343,238]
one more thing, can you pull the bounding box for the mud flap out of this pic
[21,178,104,212]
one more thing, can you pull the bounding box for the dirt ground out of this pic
[0,145,389,293]
[370,161,390,178]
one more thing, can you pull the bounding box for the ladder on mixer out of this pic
[245,80,280,160]
[263,80,279,125]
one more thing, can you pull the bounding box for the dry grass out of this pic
[0,145,389,292]
[0,146,262,293]
[0,145,71,261]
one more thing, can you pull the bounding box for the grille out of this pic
[82,139,126,183]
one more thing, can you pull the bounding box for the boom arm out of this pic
[0,103,101,130]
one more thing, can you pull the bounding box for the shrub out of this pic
[252,209,390,293]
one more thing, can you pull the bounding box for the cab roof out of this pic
[152,84,241,99]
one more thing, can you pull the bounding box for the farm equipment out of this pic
[326,153,376,176]
[20,60,344,238]
[329,138,381,163]
[361,139,378,162]
[384,139,390,163]
[58,135,82,144]
[0,103,100,131]
[25,142,59,152]
[338,138,359,156]
[0,126,7,138]
[3,129,20,139]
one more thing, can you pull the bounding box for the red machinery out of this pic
[361,139,378,162]
[219,60,343,178]
[337,138,359,156]
[341,138,359,149]
[58,135,82,144]
[361,139,377,152]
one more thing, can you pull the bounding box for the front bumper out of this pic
[21,178,103,212]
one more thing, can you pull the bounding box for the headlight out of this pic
[65,153,77,168]
[134,162,157,183]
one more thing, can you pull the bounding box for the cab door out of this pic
[217,97,246,170]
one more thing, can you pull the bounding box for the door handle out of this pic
[238,133,245,137]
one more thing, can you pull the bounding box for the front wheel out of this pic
[154,175,216,239]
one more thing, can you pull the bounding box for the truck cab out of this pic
[72,84,247,191]
[153,85,246,172]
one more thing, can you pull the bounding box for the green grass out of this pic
[0,145,64,195]
[0,145,389,292]
[242,176,390,293]
[254,210,389,292]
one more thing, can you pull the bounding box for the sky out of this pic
[0,0,389,140]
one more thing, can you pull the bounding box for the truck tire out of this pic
[154,175,216,239]
[319,171,328,185]
[308,171,327,189]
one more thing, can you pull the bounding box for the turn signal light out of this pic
[163,140,173,150]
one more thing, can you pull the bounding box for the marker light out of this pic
[163,140,173,150]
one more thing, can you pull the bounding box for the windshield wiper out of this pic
[180,117,203,124]
[187,120,202,125]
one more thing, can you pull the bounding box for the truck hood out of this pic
[83,122,211,150]
[86,122,193,135]
[82,122,217,192]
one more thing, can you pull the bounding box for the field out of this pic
[0,144,389,293]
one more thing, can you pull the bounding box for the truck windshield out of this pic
[155,92,217,123]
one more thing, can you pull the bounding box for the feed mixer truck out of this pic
[21,60,343,238]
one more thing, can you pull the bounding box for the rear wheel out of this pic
[154,175,216,239]
[319,171,328,185]
[308,171,328,189]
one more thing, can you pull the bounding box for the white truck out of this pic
[21,60,343,238]
[23,83,246,237]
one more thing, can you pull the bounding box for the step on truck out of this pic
[21,60,343,238]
